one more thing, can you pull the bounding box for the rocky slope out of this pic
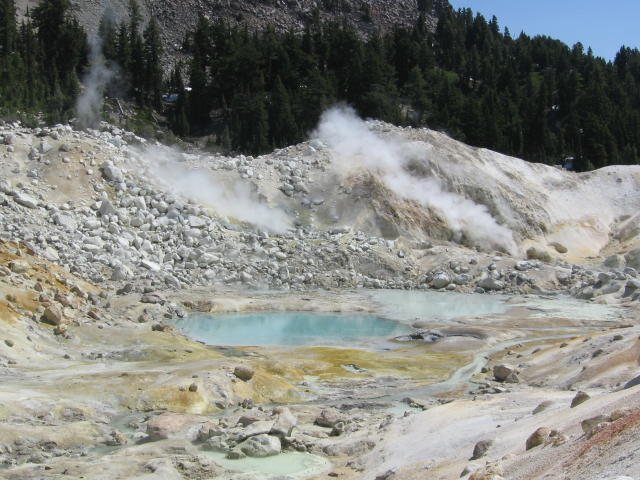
[16,0,447,63]
[2,112,640,302]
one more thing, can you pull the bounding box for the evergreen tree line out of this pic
[172,7,640,170]
[0,0,87,123]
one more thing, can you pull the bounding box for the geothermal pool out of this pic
[174,291,513,348]
[174,290,624,350]
[175,311,411,347]
[368,290,509,322]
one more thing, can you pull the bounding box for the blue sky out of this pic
[448,0,638,60]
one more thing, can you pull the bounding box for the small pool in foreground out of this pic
[175,311,410,347]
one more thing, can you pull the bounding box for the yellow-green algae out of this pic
[257,344,471,383]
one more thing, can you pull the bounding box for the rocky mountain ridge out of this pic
[17,0,448,63]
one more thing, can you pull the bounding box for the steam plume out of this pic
[76,34,114,128]
[131,145,292,233]
[314,106,517,253]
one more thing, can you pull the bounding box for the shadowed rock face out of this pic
[624,375,640,389]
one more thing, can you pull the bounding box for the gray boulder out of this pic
[102,161,124,182]
[430,272,450,289]
[471,439,493,460]
[238,434,281,458]
[315,409,344,428]
[52,213,77,231]
[98,199,118,216]
[111,264,133,281]
[493,364,519,383]
[604,254,625,269]
[479,276,504,291]
[570,391,590,408]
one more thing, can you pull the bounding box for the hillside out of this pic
[16,0,447,61]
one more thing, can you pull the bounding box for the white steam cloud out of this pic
[131,145,292,233]
[314,106,517,253]
[76,34,114,128]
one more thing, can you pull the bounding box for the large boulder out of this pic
[8,260,29,273]
[493,364,519,383]
[42,305,65,326]
[102,161,124,182]
[111,264,133,281]
[315,408,345,428]
[240,421,274,439]
[479,276,504,291]
[570,391,590,408]
[233,365,255,382]
[525,427,550,450]
[52,213,78,231]
[430,272,450,289]
[237,434,281,458]
[471,439,493,460]
[13,192,38,209]
[98,199,118,216]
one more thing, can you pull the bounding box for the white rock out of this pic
[102,161,124,182]
[52,213,77,230]
[111,264,133,281]
[238,434,281,458]
[98,199,118,216]
[13,192,38,209]
[38,140,53,153]
[140,260,161,272]
[188,216,207,228]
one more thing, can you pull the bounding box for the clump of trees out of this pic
[0,0,87,123]
[98,0,163,109]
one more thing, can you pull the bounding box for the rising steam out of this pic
[314,106,517,253]
[76,34,114,128]
[131,145,292,233]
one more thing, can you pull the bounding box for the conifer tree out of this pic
[142,17,162,107]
